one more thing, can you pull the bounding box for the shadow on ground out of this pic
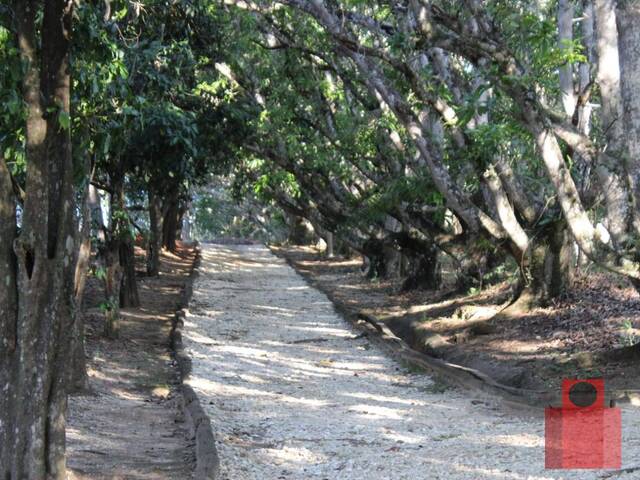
[66,243,196,479]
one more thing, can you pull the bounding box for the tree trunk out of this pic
[382,217,404,278]
[90,184,106,243]
[593,0,629,252]
[147,189,163,275]
[616,1,640,237]
[176,203,187,241]
[118,180,140,308]
[119,234,140,308]
[455,243,504,291]
[182,204,192,242]
[103,239,123,339]
[69,176,94,393]
[162,192,180,252]
[382,244,403,278]
[102,175,127,338]
[0,155,18,474]
[595,0,624,151]
[506,221,574,315]
[558,0,576,115]
[362,238,387,279]
[73,183,108,360]
[0,1,76,477]
[401,247,441,291]
[325,231,334,258]
[528,120,602,259]
[286,214,314,245]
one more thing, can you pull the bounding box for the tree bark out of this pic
[0,1,76,477]
[162,191,180,252]
[382,243,403,278]
[382,217,404,278]
[113,179,139,309]
[362,238,387,279]
[69,177,93,393]
[147,189,163,275]
[182,204,192,241]
[410,0,640,278]
[527,119,604,260]
[119,233,140,308]
[558,0,576,115]
[286,214,314,245]
[401,246,441,291]
[176,203,187,241]
[325,231,334,258]
[593,0,629,252]
[595,0,624,151]
[483,164,529,258]
[616,0,640,237]
[285,0,493,236]
[0,160,17,355]
[506,221,574,314]
[102,175,127,338]
[103,239,123,339]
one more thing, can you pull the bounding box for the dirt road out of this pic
[183,244,640,480]
[66,247,195,479]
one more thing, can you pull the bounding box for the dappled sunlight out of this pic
[181,327,219,345]
[345,391,427,407]
[65,243,197,477]
[484,338,557,356]
[108,387,146,401]
[285,285,311,291]
[427,458,552,480]
[180,244,629,480]
[119,309,170,321]
[186,334,386,379]
[477,432,545,449]
[185,307,225,318]
[65,427,83,439]
[262,445,324,465]
[89,359,150,382]
[347,403,404,420]
[206,342,274,358]
[250,304,299,315]
[237,373,269,384]
[378,427,427,445]
[189,376,332,408]
[279,323,365,337]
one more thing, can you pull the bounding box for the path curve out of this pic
[183,244,639,480]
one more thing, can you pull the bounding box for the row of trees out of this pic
[215,0,640,307]
[2,0,640,477]
[0,1,242,476]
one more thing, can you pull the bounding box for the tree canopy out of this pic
[2,0,640,477]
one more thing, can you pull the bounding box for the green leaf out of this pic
[58,110,71,130]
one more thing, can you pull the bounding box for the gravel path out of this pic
[183,244,640,480]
